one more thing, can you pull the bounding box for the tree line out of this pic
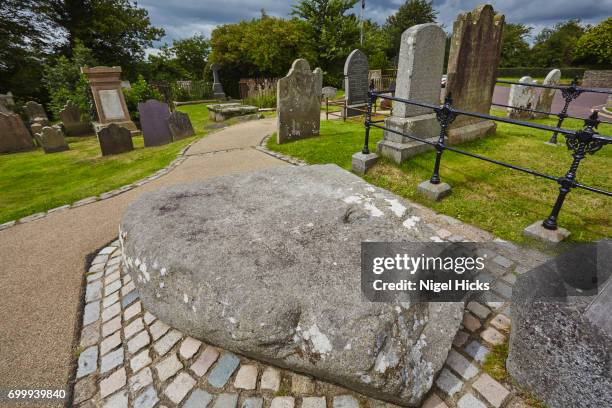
[1,0,610,106]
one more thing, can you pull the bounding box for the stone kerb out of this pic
[445,4,504,144]
[377,23,446,164]
[276,59,321,144]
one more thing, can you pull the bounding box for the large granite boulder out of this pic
[507,241,612,408]
[120,164,463,406]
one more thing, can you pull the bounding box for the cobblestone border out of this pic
[74,197,548,408]
[255,134,308,166]
[0,140,200,233]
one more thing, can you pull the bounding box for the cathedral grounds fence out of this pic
[362,87,611,232]
[492,78,612,144]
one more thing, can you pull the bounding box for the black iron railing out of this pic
[494,78,612,144]
[363,86,611,232]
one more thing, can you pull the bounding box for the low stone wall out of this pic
[582,70,612,89]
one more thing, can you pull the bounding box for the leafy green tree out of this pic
[172,35,211,79]
[123,75,163,121]
[573,18,612,66]
[40,0,164,77]
[383,0,437,56]
[500,23,532,67]
[43,41,98,119]
[531,19,585,67]
[291,0,361,84]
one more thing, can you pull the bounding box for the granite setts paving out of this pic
[76,217,545,408]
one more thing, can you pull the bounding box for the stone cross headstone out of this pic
[60,101,92,136]
[276,59,321,144]
[23,101,49,125]
[97,123,134,156]
[168,111,195,141]
[40,126,69,153]
[533,69,561,119]
[507,76,538,119]
[81,66,139,135]
[313,67,323,97]
[343,49,369,117]
[322,87,337,100]
[0,112,34,153]
[377,23,446,164]
[211,64,226,99]
[138,99,173,147]
[445,4,504,144]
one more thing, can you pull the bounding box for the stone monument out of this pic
[377,24,446,164]
[60,101,92,136]
[168,111,195,141]
[343,49,369,117]
[23,101,49,126]
[313,67,323,98]
[138,100,173,147]
[40,126,69,153]
[507,76,538,119]
[120,164,463,407]
[0,112,34,153]
[97,123,134,156]
[445,4,504,144]
[276,59,321,144]
[81,66,139,135]
[322,87,337,100]
[533,69,561,118]
[211,64,226,99]
[207,103,260,122]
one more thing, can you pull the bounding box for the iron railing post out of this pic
[430,94,457,184]
[548,78,584,144]
[362,83,377,155]
[543,111,602,230]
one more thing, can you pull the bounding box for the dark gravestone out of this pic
[343,49,369,117]
[97,123,134,156]
[0,112,34,153]
[168,111,195,141]
[60,102,92,136]
[23,101,49,125]
[40,126,69,153]
[138,100,172,147]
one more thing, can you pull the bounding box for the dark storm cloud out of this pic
[139,0,611,45]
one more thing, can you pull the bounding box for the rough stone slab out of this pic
[466,302,490,320]
[291,373,315,394]
[121,164,464,406]
[130,367,153,393]
[128,331,151,354]
[464,341,489,363]
[77,346,98,378]
[153,329,182,356]
[185,389,214,408]
[207,353,240,388]
[213,393,239,408]
[74,377,96,404]
[80,322,100,348]
[260,367,281,391]
[156,354,183,382]
[83,301,100,326]
[457,393,486,408]
[101,348,124,373]
[234,365,257,389]
[165,372,196,404]
[445,350,478,380]
[242,397,264,408]
[523,221,570,243]
[124,317,144,340]
[462,312,481,332]
[179,337,202,360]
[100,367,126,398]
[351,152,378,175]
[421,394,448,408]
[191,346,219,377]
[130,349,152,373]
[133,385,158,408]
[333,396,358,408]
[472,374,509,408]
[417,181,451,201]
[101,331,121,355]
[480,327,505,345]
[271,397,295,408]
[435,368,463,397]
[103,389,128,408]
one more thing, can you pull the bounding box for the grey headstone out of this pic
[23,101,49,125]
[211,64,226,99]
[507,76,538,119]
[40,126,69,154]
[0,100,11,114]
[138,99,172,147]
[343,49,369,116]
[120,164,463,406]
[0,112,34,153]
[60,101,92,136]
[97,123,134,156]
[322,87,337,100]
[313,67,323,97]
[534,69,561,118]
[168,111,195,141]
[276,59,320,144]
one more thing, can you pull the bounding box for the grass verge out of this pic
[0,104,211,224]
[267,112,611,243]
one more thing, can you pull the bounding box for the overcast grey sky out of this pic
[139,0,611,49]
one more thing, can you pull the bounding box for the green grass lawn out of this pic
[267,112,611,243]
[496,77,573,87]
[0,104,211,224]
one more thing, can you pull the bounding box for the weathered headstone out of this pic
[276,59,321,144]
[23,101,49,126]
[377,23,446,164]
[445,4,504,144]
[0,100,10,114]
[0,91,14,108]
[206,103,259,122]
[40,126,69,153]
[211,64,226,99]
[60,101,92,136]
[533,69,561,119]
[138,99,173,147]
[507,76,538,119]
[81,66,139,135]
[313,67,323,98]
[168,111,195,141]
[343,49,369,117]
[97,123,134,156]
[30,123,43,146]
[322,87,337,100]
[0,112,34,153]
